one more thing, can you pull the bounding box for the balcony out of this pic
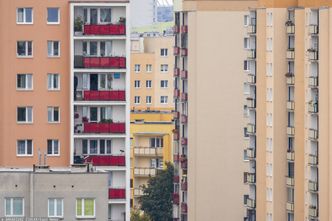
[286,177,295,186]
[287,126,295,136]
[181,137,188,146]
[83,24,125,35]
[174,175,180,183]
[84,155,125,166]
[181,181,188,191]
[308,49,318,61]
[173,130,179,141]
[247,49,256,59]
[286,73,295,85]
[181,48,188,57]
[286,202,294,212]
[174,154,180,162]
[173,25,180,34]
[247,124,256,134]
[247,148,256,159]
[181,25,188,33]
[245,198,256,208]
[286,49,295,60]
[181,114,188,124]
[180,92,188,102]
[174,68,180,77]
[308,154,318,166]
[180,70,188,80]
[247,24,256,34]
[309,206,318,218]
[287,151,295,161]
[247,75,256,84]
[180,157,187,170]
[309,129,318,140]
[286,22,295,34]
[308,101,318,113]
[246,98,256,109]
[173,193,179,205]
[244,172,256,184]
[77,90,125,101]
[174,89,180,99]
[287,101,295,111]
[309,25,319,35]
[82,122,125,134]
[134,147,163,157]
[309,76,318,87]
[174,46,180,56]
[109,188,126,199]
[74,56,126,69]
[173,111,180,120]
[134,188,144,197]
[308,180,318,192]
[134,167,157,177]
[181,203,188,214]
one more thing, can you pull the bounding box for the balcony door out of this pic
[90,9,98,24]
[90,74,98,91]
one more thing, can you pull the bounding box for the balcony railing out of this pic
[286,25,295,34]
[287,101,295,111]
[83,24,126,35]
[74,56,126,69]
[309,129,318,140]
[309,76,318,87]
[173,111,180,120]
[308,101,318,113]
[174,68,180,77]
[134,167,157,177]
[247,49,256,59]
[309,206,318,217]
[247,124,256,134]
[173,130,179,141]
[308,180,318,192]
[174,175,180,183]
[134,147,163,157]
[286,202,294,212]
[287,126,295,136]
[181,181,188,191]
[181,137,188,146]
[180,70,188,79]
[286,73,295,85]
[180,92,188,102]
[134,188,144,197]
[244,172,256,184]
[247,24,256,34]
[85,155,125,166]
[173,25,180,34]
[247,75,256,84]
[180,157,187,170]
[286,49,295,60]
[77,90,125,101]
[247,148,256,159]
[245,198,256,208]
[287,151,295,161]
[286,177,295,186]
[181,25,188,33]
[174,89,180,99]
[308,154,318,166]
[181,114,188,124]
[181,48,188,57]
[181,203,188,214]
[308,25,319,35]
[174,154,180,162]
[308,50,318,61]
[246,98,256,109]
[109,188,126,199]
[173,193,179,204]
[83,122,125,134]
[174,46,180,56]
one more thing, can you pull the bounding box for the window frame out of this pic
[134,80,140,88]
[16,74,33,91]
[48,198,63,218]
[76,198,96,218]
[47,139,60,156]
[134,64,141,73]
[17,106,33,124]
[134,96,140,104]
[48,107,60,123]
[5,197,24,217]
[16,8,33,24]
[16,41,33,58]
[160,96,168,104]
[16,140,33,157]
[160,48,168,57]
[160,64,169,73]
[47,41,61,57]
[47,73,60,91]
[47,8,60,25]
[160,80,168,88]
[146,80,152,88]
[146,96,152,104]
[146,64,152,72]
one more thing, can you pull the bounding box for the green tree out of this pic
[131,208,151,221]
[140,163,174,221]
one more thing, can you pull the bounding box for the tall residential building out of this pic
[0,1,130,220]
[130,111,173,208]
[173,0,256,220]
[243,1,332,221]
[131,36,174,111]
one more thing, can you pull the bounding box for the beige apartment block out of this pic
[131,36,174,111]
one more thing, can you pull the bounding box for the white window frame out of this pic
[16,8,33,24]
[134,96,140,104]
[160,80,168,88]
[76,198,96,218]
[48,41,60,57]
[160,96,168,104]
[82,139,112,155]
[160,48,168,57]
[5,198,24,217]
[160,64,168,73]
[47,73,60,91]
[17,41,33,58]
[146,96,152,104]
[47,139,60,156]
[146,64,152,72]
[134,80,140,88]
[16,140,33,156]
[244,15,249,26]
[17,107,33,124]
[48,107,60,123]
[16,74,33,91]
[146,80,152,88]
[47,8,60,24]
[134,64,141,73]
[244,37,250,49]
[48,198,63,218]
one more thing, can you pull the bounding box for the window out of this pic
[48,74,60,90]
[146,80,152,88]
[134,80,140,88]
[134,96,140,104]
[160,96,168,104]
[244,15,249,26]
[244,60,250,71]
[160,64,168,73]
[82,139,112,155]
[48,41,60,57]
[267,38,273,51]
[17,41,33,57]
[243,149,249,161]
[160,48,168,56]
[266,63,272,76]
[244,37,250,49]
[267,213,272,221]
[17,8,33,24]
[47,140,60,156]
[151,158,163,169]
[160,80,168,88]
[48,107,60,123]
[146,96,152,104]
[47,8,60,24]
[5,198,24,216]
[17,140,33,156]
[266,188,273,201]
[17,107,33,123]
[48,198,63,218]
[267,12,273,26]
[146,64,152,72]
[17,74,33,90]
[76,198,95,218]
[267,88,273,102]
[266,113,273,127]
[134,64,141,73]
[266,137,273,152]
[266,163,273,177]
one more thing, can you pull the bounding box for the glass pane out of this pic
[56,199,62,216]
[48,74,52,89]
[27,107,32,122]
[47,140,52,154]
[90,9,98,24]
[27,75,32,89]
[54,140,59,155]
[27,140,32,155]
[53,42,59,56]
[100,107,106,121]
[83,42,87,55]
[105,42,112,56]
[27,41,32,56]
[99,75,106,89]
[48,108,52,122]
[49,199,55,216]
[100,42,105,57]
[17,108,26,121]
[54,108,59,122]
[90,42,97,56]
[5,199,11,215]
[17,42,26,56]
[47,8,59,23]
[17,8,24,22]
[100,8,111,23]
[82,140,88,154]
[53,74,58,89]
[13,198,23,216]
[48,42,53,56]
[90,107,98,121]
[84,199,94,216]
[90,140,97,154]
[17,141,25,154]
[25,8,32,23]
[99,140,105,154]
[76,199,82,216]
[106,140,112,154]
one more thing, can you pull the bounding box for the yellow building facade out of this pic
[130,112,174,208]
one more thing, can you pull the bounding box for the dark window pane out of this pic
[47,8,59,23]
[17,108,26,121]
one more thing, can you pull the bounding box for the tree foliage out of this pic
[131,208,151,221]
[139,162,174,221]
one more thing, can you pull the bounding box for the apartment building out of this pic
[243,1,332,221]
[0,0,130,220]
[130,111,173,208]
[131,36,174,111]
[173,0,255,220]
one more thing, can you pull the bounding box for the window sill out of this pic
[48,122,60,124]
[47,154,60,157]
[48,89,61,91]
[17,56,33,59]
[16,22,33,25]
[48,56,61,58]
[16,89,33,91]
[17,122,33,125]
[47,22,60,25]
[17,155,33,157]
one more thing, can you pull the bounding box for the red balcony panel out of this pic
[181,137,187,146]
[109,188,126,199]
[174,47,180,56]
[110,122,126,133]
[180,70,188,79]
[173,25,180,33]
[109,90,126,101]
[173,193,179,205]
[181,114,187,124]
[181,48,188,56]
[85,155,125,166]
[181,181,188,191]
[83,122,125,133]
[84,24,126,35]
[173,111,180,119]
[181,203,188,214]
[83,90,125,101]
[174,154,180,162]
[83,57,126,69]
[174,68,180,77]
[173,130,179,141]
[180,93,188,102]
[181,25,188,33]
[174,89,180,99]
[181,158,187,170]
[173,175,180,183]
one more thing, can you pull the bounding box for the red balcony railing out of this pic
[181,181,188,191]
[181,114,187,124]
[181,137,188,146]
[173,130,179,141]
[181,203,188,214]
[173,193,180,205]
[181,157,187,170]
[181,48,188,56]
[174,89,180,99]
[174,154,180,162]
[85,155,125,166]
[83,122,125,133]
[83,90,125,101]
[83,57,126,69]
[174,47,180,56]
[174,175,180,183]
[84,24,126,35]
[180,70,188,79]
[174,68,180,77]
[173,25,180,33]
[173,111,180,120]
[109,188,126,199]
[181,25,188,33]
[180,93,188,102]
